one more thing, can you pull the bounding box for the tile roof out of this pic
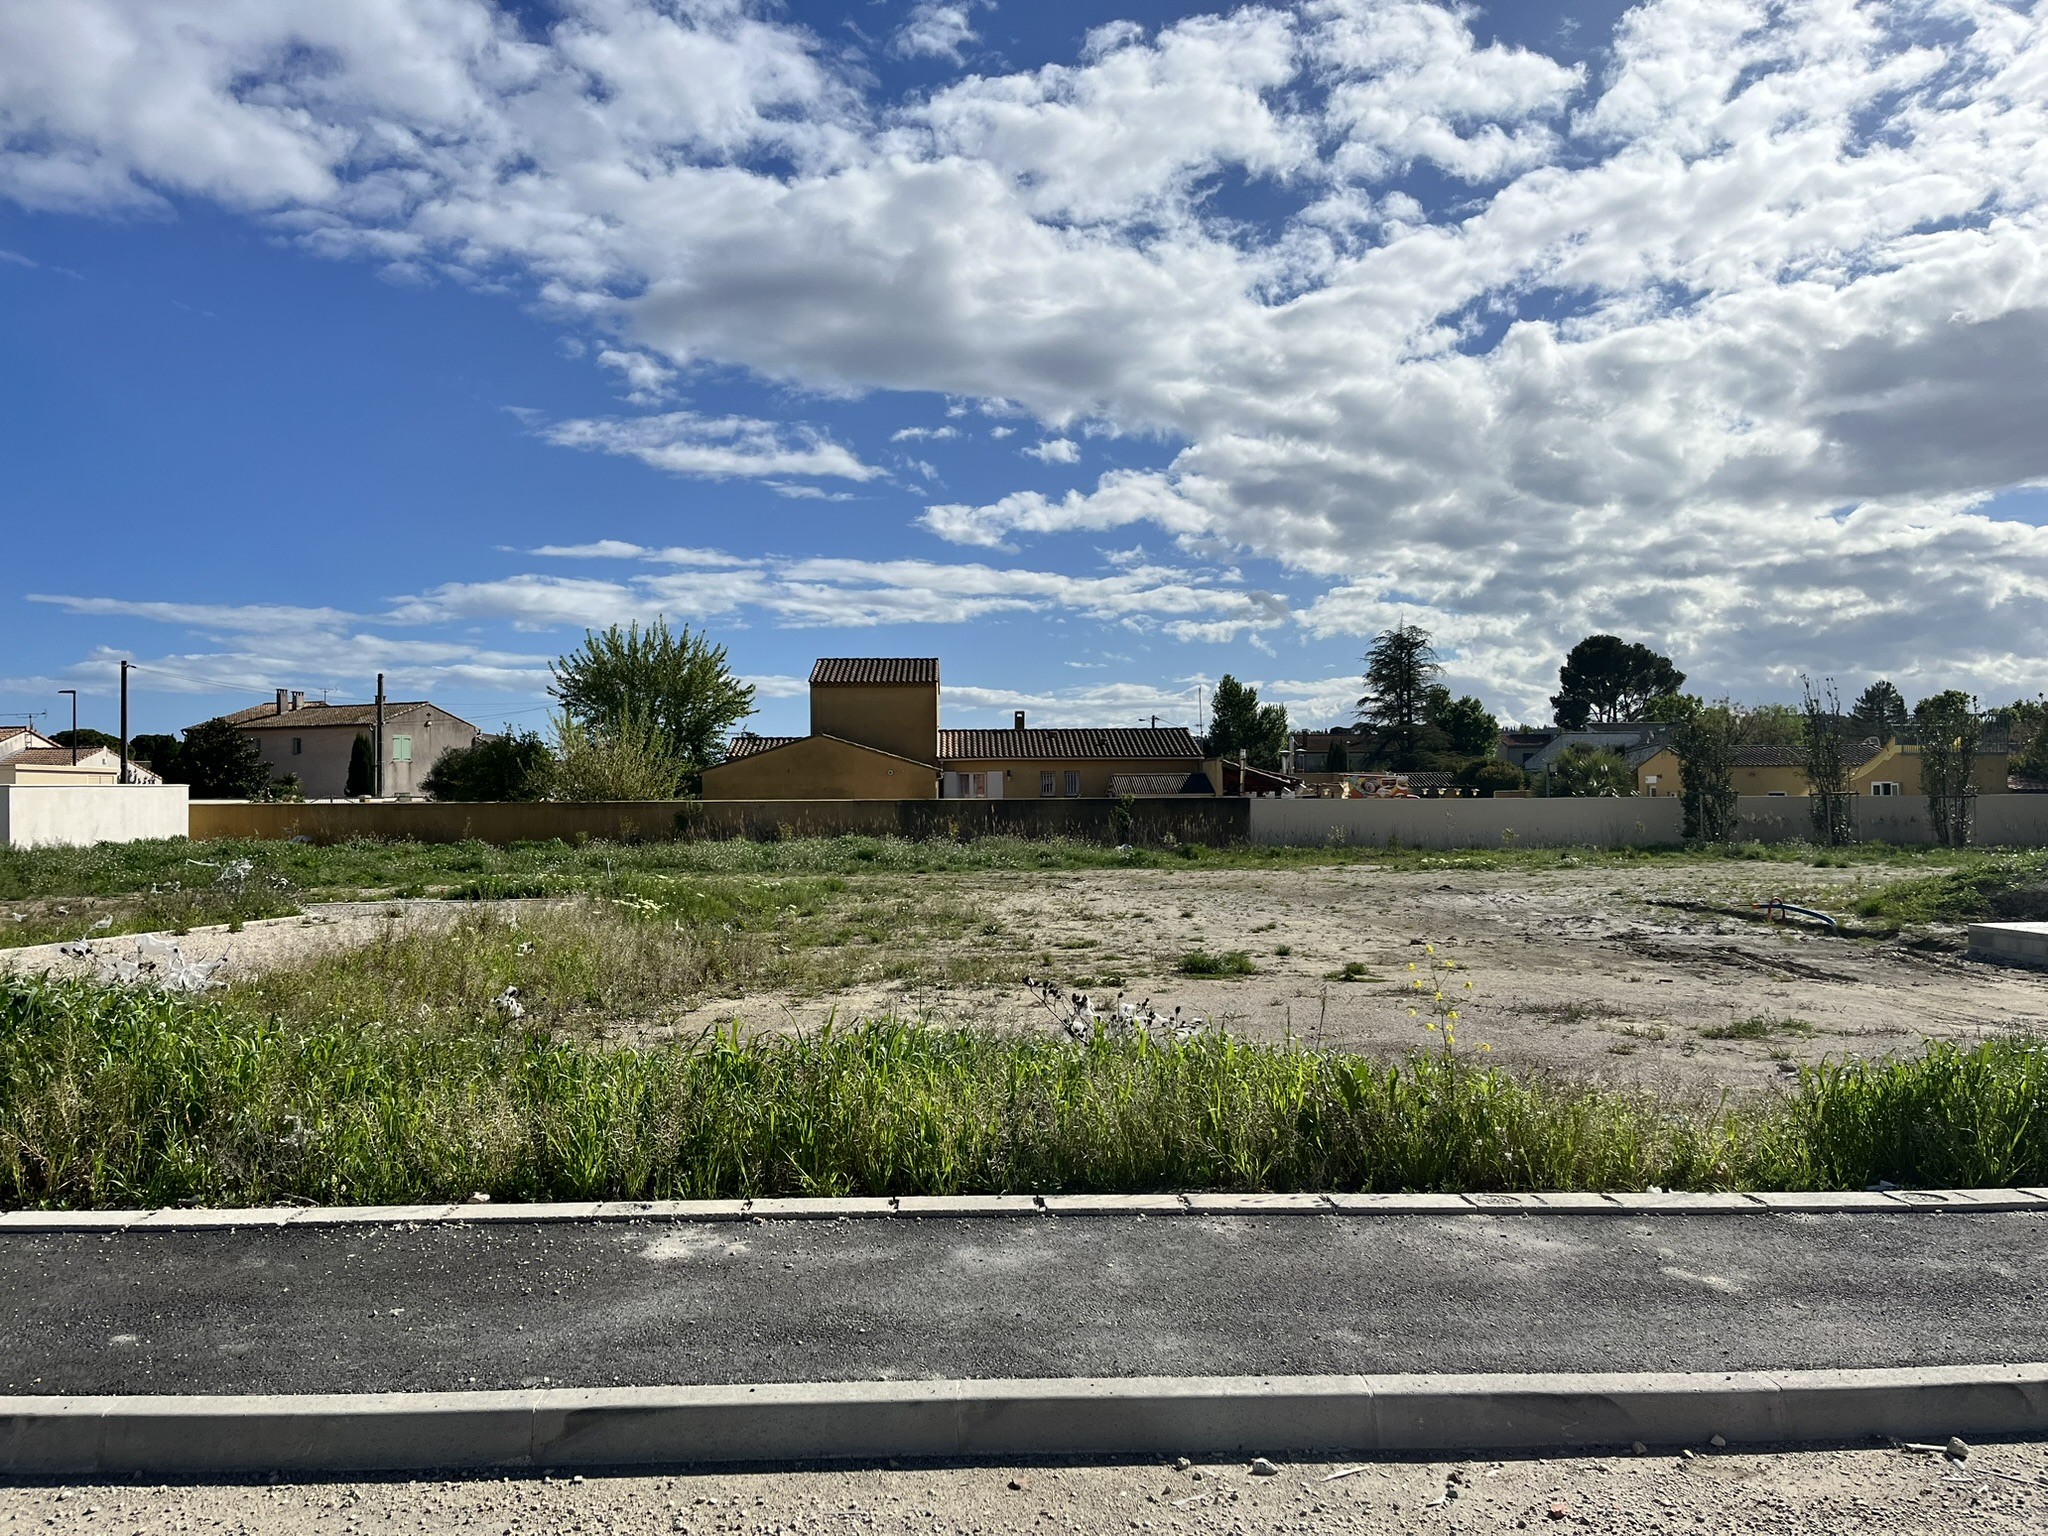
[1734,738,1885,769]
[940,726,1203,761]
[809,658,940,686]
[218,701,476,732]
[722,734,804,759]
[6,747,118,767]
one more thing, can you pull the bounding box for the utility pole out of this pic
[58,689,77,763]
[119,662,130,784]
[375,673,387,799]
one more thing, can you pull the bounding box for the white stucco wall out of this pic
[1248,796,1685,849]
[0,785,190,848]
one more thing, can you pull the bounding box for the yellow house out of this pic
[1631,739,2009,798]
[701,658,1211,800]
[0,728,163,786]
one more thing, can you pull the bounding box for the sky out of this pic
[2,0,2046,743]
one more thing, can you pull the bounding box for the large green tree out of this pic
[1207,674,1288,770]
[1425,688,1498,758]
[50,728,120,751]
[1670,701,1738,842]
[1357,624,1443,768]
[345,734,376,798]
[176,718,273,800]
[421,730,554,801]
[1914,690,1981,848]
[1850,680,1909,741]
[1550,635,1685,728]
[128,733,182,779]
[549,618,754,786]
[1549,745,1635,797]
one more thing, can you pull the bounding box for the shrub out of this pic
[422,730,553,802]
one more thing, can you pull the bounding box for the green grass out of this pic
[1849,852,2048,928]
[1699,1016,1817,1041]
[1178,949,1257,977]
[5,975,2045,1207]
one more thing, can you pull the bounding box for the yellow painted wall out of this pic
[701,734,938,800]
[1633,749,1680,797]
[810,683,939,765]
[0,763,121,786]
[1634,743,2008,798]
[943,757,1206,799]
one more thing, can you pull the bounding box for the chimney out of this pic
[290,690,304,711]
[1014,710,1026,730]
[275,688,288,716]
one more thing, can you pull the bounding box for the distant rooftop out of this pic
[809,658,940,687]
[940,726,1203,762]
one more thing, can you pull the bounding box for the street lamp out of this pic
[57,689,77,764]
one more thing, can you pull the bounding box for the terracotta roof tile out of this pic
[809,658,940,686]
[940,726,1203,761]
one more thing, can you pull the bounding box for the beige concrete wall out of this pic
[810,683,938,765]
[0,763,120,786]
[1735,793,2048,846]
[2,785,189,848]
[942,757,1206,799]
[1249,796,1684,849]
[701,736,938,800]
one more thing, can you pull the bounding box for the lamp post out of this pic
[57,689,77,764]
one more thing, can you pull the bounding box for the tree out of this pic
[550,618,754,789]
[550,711,687,801]
[1550,635,1685,728]
[1734,702,1803,748]
[1851,680,1908,742]
[1670,700,1738,843]
[1455,758,1527,796]
[129,733,181,779]
[421,730,554,801]
[1426,689,1498,758]
[2010,696,2048,779]
[345,734,376,798]
[1914,690,1980,848]
[50,728,120,751]
[1322,735,1350,773]
[175,718,272,800]
[1798,676,1853,846]
[1549,745,1635,797]
[1207,674,1288,770]
[1357,624,1442,768]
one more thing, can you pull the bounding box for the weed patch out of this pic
[1700,1016,1816,1041]
[1178,949,1257,977]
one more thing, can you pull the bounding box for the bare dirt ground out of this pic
[5,864,2043,1093]
[6,1441,2044,1534]
[670,864,2048,1092]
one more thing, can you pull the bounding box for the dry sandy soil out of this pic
[671,863,2048,1093]
[6,864,2045,1092]
[6,1441,2044,1534]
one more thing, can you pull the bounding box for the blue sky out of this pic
[3,0,2046,744]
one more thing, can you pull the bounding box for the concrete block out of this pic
[746,1197,898,1221]
[1913,1188,2048,1210]
[1321,1193,1473,1214]
[443,1202,604,1223]
[93,1392,537,1474]
[0,1397,106,1476]
[1967,921,2048,969]
[286,1205,459,1226]
[893,1195,1043,1217]
[1768,1365,2048,1444]
[1179,1193,1333,1214]
[0,1209,141,1231]
[1522,1193,1625,1211]
[133,1207,300,1229]
[1745,1191,1910,1212]
[1038,1194,1188,1215]
[1603,1192,1762,1212]
[1368,1370,1786,1451]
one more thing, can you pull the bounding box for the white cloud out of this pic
[890,424,960,441]
[891,3,980,64]
[530,539,648,560]
[1023,437,1080,464]
[595,347,675,404]
[540,411,881,481]
[6,1,2048,714]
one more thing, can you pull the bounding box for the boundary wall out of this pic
[188,796,1249,847]
[1249,796,1684,849]
[1734,793,2048,846]
[0,785,188,849]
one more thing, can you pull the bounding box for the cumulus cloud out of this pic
[1022,437,1080,464]
[540,411,881,481]
[6,1,2048,713]
[891,3,980,64]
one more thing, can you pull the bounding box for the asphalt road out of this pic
[4,1211,2044,1396]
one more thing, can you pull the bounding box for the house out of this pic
[213,690,480,799]
[1287,726,1364,774]
[1630,738,2012,798]
[0,728,162,786]
[701,658,1213,800]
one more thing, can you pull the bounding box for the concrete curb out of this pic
[4,1366,2044,1475]
[4,1188,2045,1232]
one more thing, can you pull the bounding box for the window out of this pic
[1870,781,1901,797]
[970,772,987,798]
[1063,770,1081,797]
[1041,771,1056,797]
[291,738,302,755]
[1767,790,1786,796]
[391,734,413,764]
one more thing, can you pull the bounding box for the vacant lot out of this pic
[6,839,2046,1094]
